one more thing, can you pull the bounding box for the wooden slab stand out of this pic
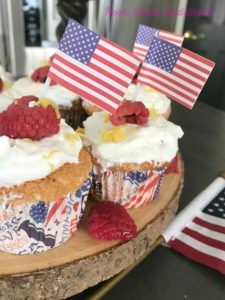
[0,157,184,300]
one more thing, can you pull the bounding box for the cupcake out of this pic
[0,96,92,254]
[0,88,22,113]
[83,101,183,209]
[11,63,86,129]
[124,83,171,119]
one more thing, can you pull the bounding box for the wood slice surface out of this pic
[0,156,184,300]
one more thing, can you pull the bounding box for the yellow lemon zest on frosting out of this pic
[143,85,157,93]
[49,163,55,172]
[103,114,110,123]
[39,60,50,67]
[100,126,128,143]
[76,127,86,137]
[38,98,61,119]
[149,107,158,117]
[43,150,59,160]
[3,81,11,90]
[64,132,79,144]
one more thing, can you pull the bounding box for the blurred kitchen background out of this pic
[0,0,224,110]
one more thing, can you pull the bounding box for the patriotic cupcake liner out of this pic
[0,176,92,255]
[91,165,166,209]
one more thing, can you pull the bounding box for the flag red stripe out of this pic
[48,71,118,113]
[137,80,193,109]
[139,73,196,102]
[175,63,207,82]
[172,70,203,89]
[141,65,202,89]
[193,217,225,234]
[169,239,225,274]
[141,67,199,96]
[92,53,133,79]
[102,36,142,62]
[51,62,120,105]
[178,57,211,74]
[54,53,124,97]
[88,61,128,88]
[133,45,148,51]
[182,48,215,67]
[159,35,183,44]
[97,44,140,70]
[160,30,183,39]
[182,227,225,251]
[45,197,64,226]
[142,174,160,195]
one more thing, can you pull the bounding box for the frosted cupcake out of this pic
[0,96,92,254]
[11,65,86,128]
[124,83,171,119]
[83,101,183,209]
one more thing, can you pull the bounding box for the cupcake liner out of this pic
[0,176,92,255]
[60,106,88,129]
[91,165,166,209]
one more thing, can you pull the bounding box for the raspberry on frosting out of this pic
[87,201,137,241]
[110,100,149,126]
[31,66,56,85]
[0,77,3,92]
[0,95,60,140]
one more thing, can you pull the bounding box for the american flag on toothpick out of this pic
[162,176,225,274]
[47,19,141,113]
[136,37,215,109]
[133,24,184,61]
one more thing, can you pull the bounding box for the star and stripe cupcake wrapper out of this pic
[91,165,166,209]
[0,175,92,255]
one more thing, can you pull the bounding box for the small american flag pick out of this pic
[162,176,225,274]
[48,19,141,113]
[133,24,184,62]
[136,37,215,109]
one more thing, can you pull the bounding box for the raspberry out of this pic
[30,201,48,223]
[0,77,3,92]
[0,95,60,140]
[87,201,137,241]
[110,100,149,126]
[31,66,56,85]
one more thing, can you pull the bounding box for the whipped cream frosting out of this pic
[124,84,171,114]
[83,111,183,169]
[0,120,82,186]
[0,66,14,86]
[0,88,22,112]
[12,77,80,107]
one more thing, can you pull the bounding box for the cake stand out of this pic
[0,155,184,300]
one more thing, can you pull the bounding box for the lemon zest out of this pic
[100,126,128,143]
[39,60,50,67]
[149,107,158,117]
[76,127,86,137]
[49,163,55,172]
[43,150,59,160]
[3,81,11,90]
[103,114,110,123]
[64,132,79,143]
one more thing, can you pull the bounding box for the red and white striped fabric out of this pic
[163,177,225,274]
[48,19,140,113]
[137,37,215,109]
[133,25,184,62]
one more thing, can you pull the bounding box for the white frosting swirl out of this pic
[0,120,82,186]
[124,84,171,114]
[0,88,22,112]
[83,111,183,169]
[12,77,80,107]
